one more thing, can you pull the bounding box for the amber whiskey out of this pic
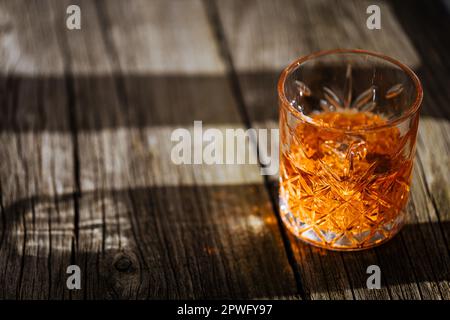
[279,111,416,250]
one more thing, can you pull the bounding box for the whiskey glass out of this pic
[278,49,423,251]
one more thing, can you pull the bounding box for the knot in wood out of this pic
[114,256,132,272]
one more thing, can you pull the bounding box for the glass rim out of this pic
[277,48,423,133]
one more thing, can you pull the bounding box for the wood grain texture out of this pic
[0,0,448,300]
[0,0,75,299]
[97,0,298,299]
[18,0,296,299]
[215,0,450,300]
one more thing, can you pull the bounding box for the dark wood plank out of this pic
[215,0,450,299]
[0,0,75,299]
[391,2,450,285]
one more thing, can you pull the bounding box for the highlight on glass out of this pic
[278,49,423,251]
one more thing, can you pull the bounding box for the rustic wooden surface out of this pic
[0,0,448,300]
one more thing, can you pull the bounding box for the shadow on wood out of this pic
[0,186,298,299]
[0,67,447,133]
[0,185,449,299]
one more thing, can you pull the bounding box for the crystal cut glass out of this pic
[278,49,423,251]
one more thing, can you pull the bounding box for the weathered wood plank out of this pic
[1,0,448,300]
[391,0,450,238]
[48,0,299,299]
[0,0,75,299]
[389,0,450,300]
[215,0,450,299]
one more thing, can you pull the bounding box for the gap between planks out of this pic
[201,0,307,299]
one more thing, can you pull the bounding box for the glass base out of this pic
[280,197,406,251]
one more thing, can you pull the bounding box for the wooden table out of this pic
[0,0,449,300]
